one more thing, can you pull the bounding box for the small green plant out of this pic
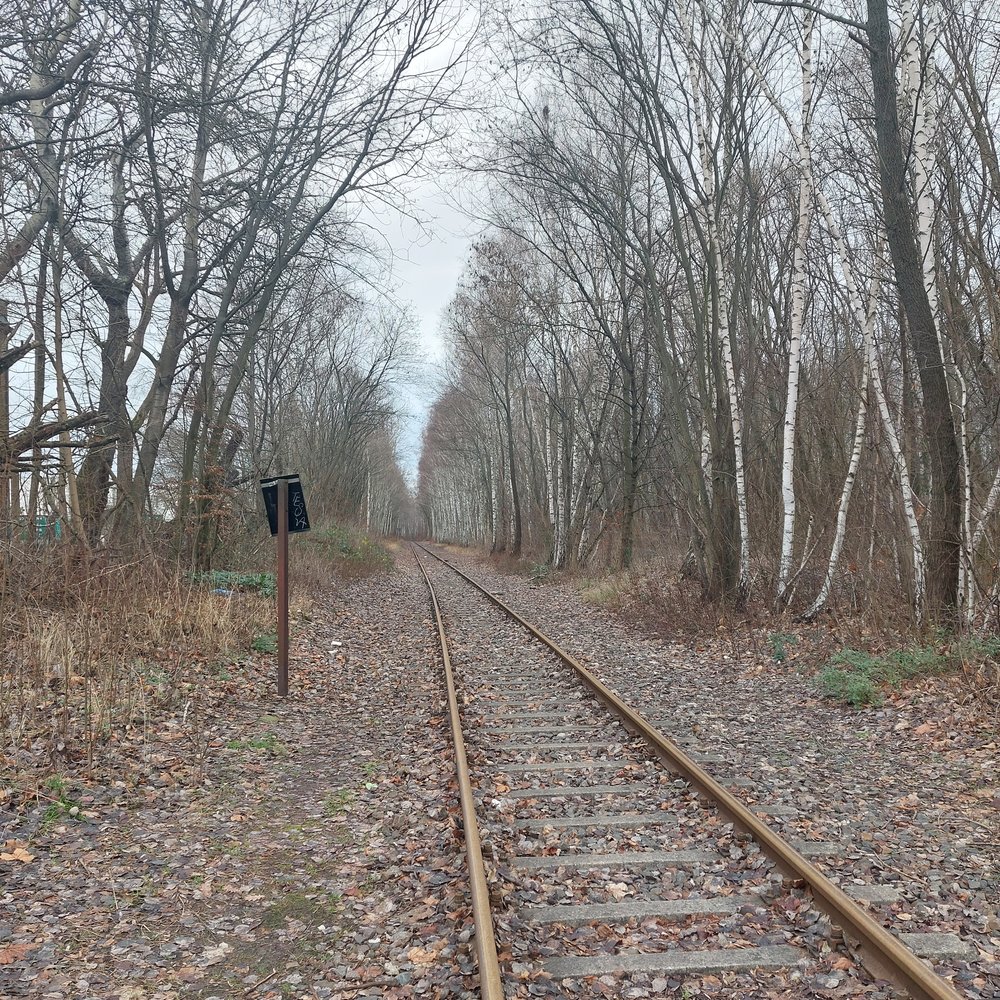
[769,632,796,663]
[957,634,1000,660]
[41,775,81,825]
[46,774,67,795]
[529,561,550,582]
[226,733,285,754]
[819,663,882,707]
[818,644,952,708]
[361,761,379,780]
[323,789,355,816]
[251,633,278,654]
[190,570,276,597]
[140,661,171,688]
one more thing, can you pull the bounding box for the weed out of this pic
[251,633,278,654]
[819,664,882,707]
[957,634,1000,660]
[579,575,630,609]
[190,570,276,598]
[361,760,379,780]
[226,733,285,754]
[818,645,951,707]
[769,632,796,663]
[41,775,81,826]
[45,774,67,795]
[322,789,355,816]
[529,561,550,582]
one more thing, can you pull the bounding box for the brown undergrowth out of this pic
[0,544,270,798]
[485,549,1000,718]
[0,523,393,809]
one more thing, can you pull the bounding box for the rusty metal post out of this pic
[0,300,10,534]
[277,477,289,696]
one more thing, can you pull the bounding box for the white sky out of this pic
[382,170,480,482]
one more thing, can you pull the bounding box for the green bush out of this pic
[529,561,550,582]
[819,662,882,707]
[769,631,796,663]
[251,633,278,654]
[190,570,276,598]
[818,644,951,708]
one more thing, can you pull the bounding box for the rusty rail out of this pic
[417,543,965,1000]
[412,548,504,1000]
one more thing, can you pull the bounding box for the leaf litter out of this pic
[2,547,997,999]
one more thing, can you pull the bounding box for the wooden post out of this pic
[0,300,10,534]
[277,477,289,696]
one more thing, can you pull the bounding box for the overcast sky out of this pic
[383,160,485,483]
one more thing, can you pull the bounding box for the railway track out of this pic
[412,543,973,1000]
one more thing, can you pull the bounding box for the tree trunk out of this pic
[777,12,815,609]
[866,0,962,616]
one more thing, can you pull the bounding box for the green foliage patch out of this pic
[251,632,278,654]
[226,732,285,754]
[769,631,796,663]
[817,636,997,707]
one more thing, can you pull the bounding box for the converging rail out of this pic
[412,542,968,1000]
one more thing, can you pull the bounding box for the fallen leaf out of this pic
[0,845,34,864]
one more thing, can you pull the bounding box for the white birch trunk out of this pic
[777,12,815,608]
[701,419,712,505]
[815,191,926,617]
[682,5,751,597]
[902,1,973,617]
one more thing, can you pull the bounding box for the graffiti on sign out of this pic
[260,475,311,536]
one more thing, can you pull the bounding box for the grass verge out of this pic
[819,636,1000,707]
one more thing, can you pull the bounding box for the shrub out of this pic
[190,569,276,597]
[818,644,951,708]
[769,632,796,663]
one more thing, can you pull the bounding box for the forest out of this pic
[0,0,437,571]
[418,0,1000,626]
[1,5,998,997]
[2,0,999,626]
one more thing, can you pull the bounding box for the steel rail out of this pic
[417,543,965,1000]
[412,547,505,1000]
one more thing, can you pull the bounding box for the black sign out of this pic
[260,474,311,536]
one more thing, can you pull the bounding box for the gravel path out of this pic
[2,558,478,999]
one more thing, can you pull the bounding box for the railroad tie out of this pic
[499,759,628,771]
[519,813,678,830]
[524,895,749,925]
[516,849,715,870]
[504,782,650,799]
[543,945,804,979]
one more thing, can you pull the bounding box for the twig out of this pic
[243,968,279,995]
[333,977,399,996]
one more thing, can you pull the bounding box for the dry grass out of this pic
[579,571,636,610]
[0,524,395,792]
[0,543,271,786]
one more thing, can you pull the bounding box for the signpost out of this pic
[260,474,311,696]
